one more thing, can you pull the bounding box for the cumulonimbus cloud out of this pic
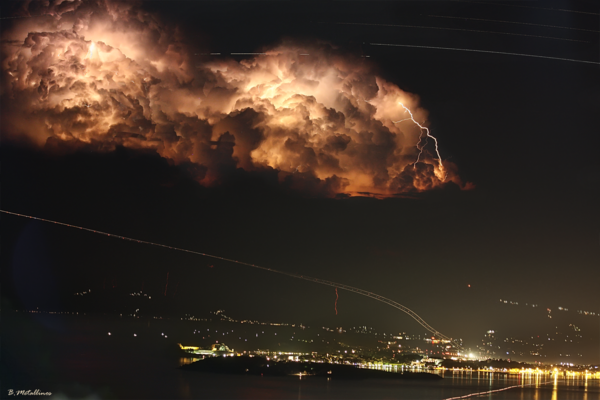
[1,0,471,196]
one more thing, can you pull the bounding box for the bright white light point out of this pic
[134,334,137,337]
[108,332,111,335]
[87,42,95,60]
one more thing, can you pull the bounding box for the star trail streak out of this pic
[327,21,589,42]
[0,209,460,347]
[427,15,600,34]
[370,43,600,65]
[454,0,600,16]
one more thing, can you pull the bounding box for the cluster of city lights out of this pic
[499,299,599,318]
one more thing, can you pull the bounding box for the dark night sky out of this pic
[1,0,599,353]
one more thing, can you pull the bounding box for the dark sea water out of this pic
[2,313,598,399]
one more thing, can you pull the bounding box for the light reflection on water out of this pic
[173,364,600,399]
[5,314,599,400]
[174,372,597,400]
[423,368,599,400]
[178,357,200,366]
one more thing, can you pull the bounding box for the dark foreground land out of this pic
[181,356,442,380]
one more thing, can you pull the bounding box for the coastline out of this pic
[180,356,443,380]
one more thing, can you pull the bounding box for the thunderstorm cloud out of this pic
[2,0,469,196]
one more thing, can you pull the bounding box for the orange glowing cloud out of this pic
[2,0,470,197]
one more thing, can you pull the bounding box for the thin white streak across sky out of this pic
[0,209,460,346]
[452,0,600,16]
[428,14,600,34]
[328,22,590,42]
[369,43,600,65]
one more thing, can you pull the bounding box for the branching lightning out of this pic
[0,209,462,348]
[394,102,447,181]
[2,0,468,197]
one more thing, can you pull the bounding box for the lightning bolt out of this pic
[335,288,339,315]
[393,102,447,181]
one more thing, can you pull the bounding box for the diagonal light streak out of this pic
[328,21,590,42]
[428,14,600,34]
[0,209,461,348]
[370,43,600,65]
[451,0,600,16]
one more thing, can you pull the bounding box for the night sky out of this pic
[1,0,599,355]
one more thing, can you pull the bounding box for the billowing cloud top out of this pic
[2,0,469,196]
